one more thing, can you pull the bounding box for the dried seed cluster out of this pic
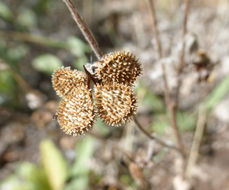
[52,67,94,136]
[92,51,141,126]
[95,83,137,126]
[52,67,87,97]
[52,51,142,135]
[93,51,142,85]
[57,87,94,136]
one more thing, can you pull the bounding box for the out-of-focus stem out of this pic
[134,116,181,153]
[148,0,185,156]
[0,30,67,49]
[63,0,103,59]
[148,0,162,58]
[185,108,206,178]
[174,0,190,106]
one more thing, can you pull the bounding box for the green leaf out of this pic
[66,137,95,190]
[120,175,133,186]
[0,162,51,190]
[17,9,37,28]
[72,137,94,176]
[32,54,63,74]
[203,76,229,111]
[0,70,16,94]
[177,112,196,131]
[137,82,164,112]
[16,162,51,190]
[0,38,7,49]
[0,2,13,21]
[0,176,31,190]
[0,69,18,106]
[94,119,110,136]
[40,139,68,190]
[33,0,51,14]
[67,36,90,57]
[64,177,88,190]
[153,111,196,135]
[7,44,29,62]
[153,115,169,135]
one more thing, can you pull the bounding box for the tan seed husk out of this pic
[56,85,94,136]
[93,51,142,85]
[52,67,87,98]
[94,82,137,126]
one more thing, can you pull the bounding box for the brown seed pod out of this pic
[56,85,95,136]
[93,51,142,85]
[52,67,88,98]
[94,83,137,126]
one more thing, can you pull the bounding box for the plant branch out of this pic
[148,0,162,58]
[0,30,67,49]
[174,0,190,106]
[134,116,180,153]
[148,0,185,156]
[185,108,206,178]
[62,0,103,59]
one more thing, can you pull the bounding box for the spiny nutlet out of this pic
[52,67,88,98]
[93,51,142,85]
[94,82,137,127]
[56,85,95,136]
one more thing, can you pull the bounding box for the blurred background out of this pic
[0,0,229,190]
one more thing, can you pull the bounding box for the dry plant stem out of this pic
[148,0,162,58]
[185,109,206,178]
[0,30,67,49]
[62,0,103,59]
[174,0,190,106]
[134,116,180,153]
[148,0,185,156]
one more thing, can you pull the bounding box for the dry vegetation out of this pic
[0,0,229,190]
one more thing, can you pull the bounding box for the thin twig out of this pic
[62,0,103,59]
[148,0,162,58]
[148,0,185,156]
[185,108,206,178]
[0,30,67,49]
[134,116,180,153]
[174,0,190,106]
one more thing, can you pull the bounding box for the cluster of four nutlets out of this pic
[52,51,142,136]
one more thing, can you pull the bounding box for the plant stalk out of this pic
[63,0,103,59]
[174,0,190,106]
[134,116,181,153]
[148,0,185,156]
